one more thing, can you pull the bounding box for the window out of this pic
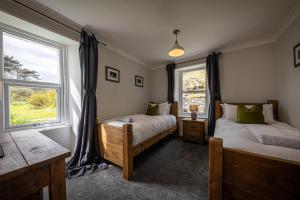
[1,27,65,129]
[177,64,208,117]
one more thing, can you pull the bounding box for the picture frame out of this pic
[105,66,120,83]
[135,75,143,87]
[294,42,300,68]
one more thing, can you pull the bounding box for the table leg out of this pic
[49,160,67,200]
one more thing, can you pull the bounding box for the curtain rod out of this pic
[12,0,107,46]
[175,52,222,65]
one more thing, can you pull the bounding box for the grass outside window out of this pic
[9,86,58,126]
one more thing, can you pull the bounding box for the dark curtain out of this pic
[206,53,221,137]
[66,29,107,179]
[166,62,176,103]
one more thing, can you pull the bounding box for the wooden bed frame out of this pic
[97,102,178,180]
[209,100,300,200]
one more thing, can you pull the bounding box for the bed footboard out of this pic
[98,123,177,181]
[98,123,133,180]
[209,137,300,200]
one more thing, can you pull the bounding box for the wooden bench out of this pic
[0,130,70,200]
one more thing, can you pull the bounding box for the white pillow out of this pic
[224,104,237,121]
[165,103,171,115]
[158,102,171,115]
[263,104,274,124]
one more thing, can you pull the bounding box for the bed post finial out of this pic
[215,100,222,120]
[170,101,178,117]
[267,100,278,120]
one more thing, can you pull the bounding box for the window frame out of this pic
[178,64,208,118]
[0,24,68,130]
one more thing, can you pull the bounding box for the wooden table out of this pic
[0,130,71,200]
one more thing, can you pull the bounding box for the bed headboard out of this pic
[170,101,178,117]
[215,100,278,120]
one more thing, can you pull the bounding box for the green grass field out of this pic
[10,102,57,126]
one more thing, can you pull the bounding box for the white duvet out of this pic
[214,119,300,163]
[104,114,176,146]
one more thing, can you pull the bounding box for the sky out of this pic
[3,32,60,83]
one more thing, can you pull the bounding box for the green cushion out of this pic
[146,104,159,116]
[237,104,265,124]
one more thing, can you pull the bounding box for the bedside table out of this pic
[182,118,206,144]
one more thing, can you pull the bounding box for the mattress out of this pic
[104,114,177,146]
[214,119,300,163]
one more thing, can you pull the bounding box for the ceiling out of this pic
[34,0,300,68]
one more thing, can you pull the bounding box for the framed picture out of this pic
[135,75,143,87]
[294,42,300,68]
[105,66,120,83]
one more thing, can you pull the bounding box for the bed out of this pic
[97,102,178,180]
[209,100,300,200]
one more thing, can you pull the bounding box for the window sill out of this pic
[178,114,208,119]
[7,123,71,133]
[35,124,71,132]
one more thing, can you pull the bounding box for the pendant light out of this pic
[168,29,184,57]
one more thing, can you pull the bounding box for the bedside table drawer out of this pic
[183,122,202,132]
[184,129,201,137]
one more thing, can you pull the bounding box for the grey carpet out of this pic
[47,135,208,200]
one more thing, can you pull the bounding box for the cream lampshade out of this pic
[168,41,184,57]
[189,105,198,120]
[168,29,184,57]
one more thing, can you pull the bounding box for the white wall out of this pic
[66,43,81,152]
[68,43,81,136]
[97,47,152,121]
[151,68,168,103]
[273,16,300,128]
[220,43,276,103]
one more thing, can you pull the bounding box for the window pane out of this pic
[182,69,206,92]
[9,86,58,126]
[182,68,207,115]
[182,91,207,114]
[3,32,60,83]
